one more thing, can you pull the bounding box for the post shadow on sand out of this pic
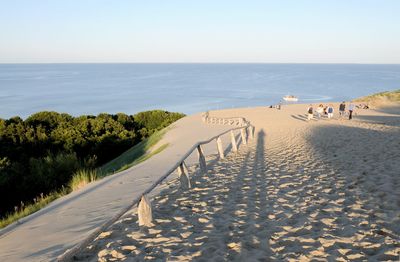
[188,129,272,259]
[77,122,399,260]
[201,131,244,169]
[223,132,244,157]
[75,129,273,260]
[171,124,397,260]
[169,130,266,259]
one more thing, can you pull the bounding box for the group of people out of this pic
[307,102,356,121]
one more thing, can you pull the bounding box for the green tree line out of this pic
[0,110,184,217]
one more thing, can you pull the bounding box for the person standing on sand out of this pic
[316,104,324,119]
[307,104,314,121]
[339,102,346,119]
[327,104,334,119]
[348,103,355,120]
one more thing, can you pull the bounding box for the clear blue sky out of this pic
[1,0,399,63]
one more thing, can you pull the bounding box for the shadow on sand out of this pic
[77,124,400,261]
[77,130,272,261]
[354,114,400,127]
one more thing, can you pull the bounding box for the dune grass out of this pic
[354,89,400,103]
[0,130,169,229]
[69,169,98,191]
[99,129,168,176]
[0,189,68,229]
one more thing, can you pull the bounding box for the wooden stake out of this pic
[197,145,207,174]
[230,130,238,152]
[241,128,247,145]
[216,136,224,159]
[178,162,191,189]
[248,126,254,140]
[138,195,153,227]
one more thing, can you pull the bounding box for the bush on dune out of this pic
[0,110,184,220]
[29,153,82,193]
[134,110,185,136]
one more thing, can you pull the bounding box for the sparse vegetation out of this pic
[0,189,68,229]
[99,129,168,176]
[354,89,400,103]
[69,169,98,191]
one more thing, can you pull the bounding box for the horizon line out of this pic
[1,62,400,65]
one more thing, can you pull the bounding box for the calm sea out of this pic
[0,63,399,119]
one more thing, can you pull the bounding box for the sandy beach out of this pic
[75,103,400,261]
[2,1,400,261]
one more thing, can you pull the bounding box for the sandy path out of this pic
[77,104,400,261]
[0,113,234,262]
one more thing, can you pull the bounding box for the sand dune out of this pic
[76,103,400,261]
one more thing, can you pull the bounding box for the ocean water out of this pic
[0,63,399,119]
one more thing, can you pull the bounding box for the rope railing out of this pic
[58,113,255,261]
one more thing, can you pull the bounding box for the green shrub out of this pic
[134,110,185,136]
[29,152,82,192]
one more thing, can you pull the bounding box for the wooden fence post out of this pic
[202,111,209,122]
[241,128,247,145]
[178,162,191,189]
[138,195,153,227]
[197,145,207,174]
[183,161,190,175]
[230,130,238,152]
[248,126,254,140]
[216,136,224,159]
